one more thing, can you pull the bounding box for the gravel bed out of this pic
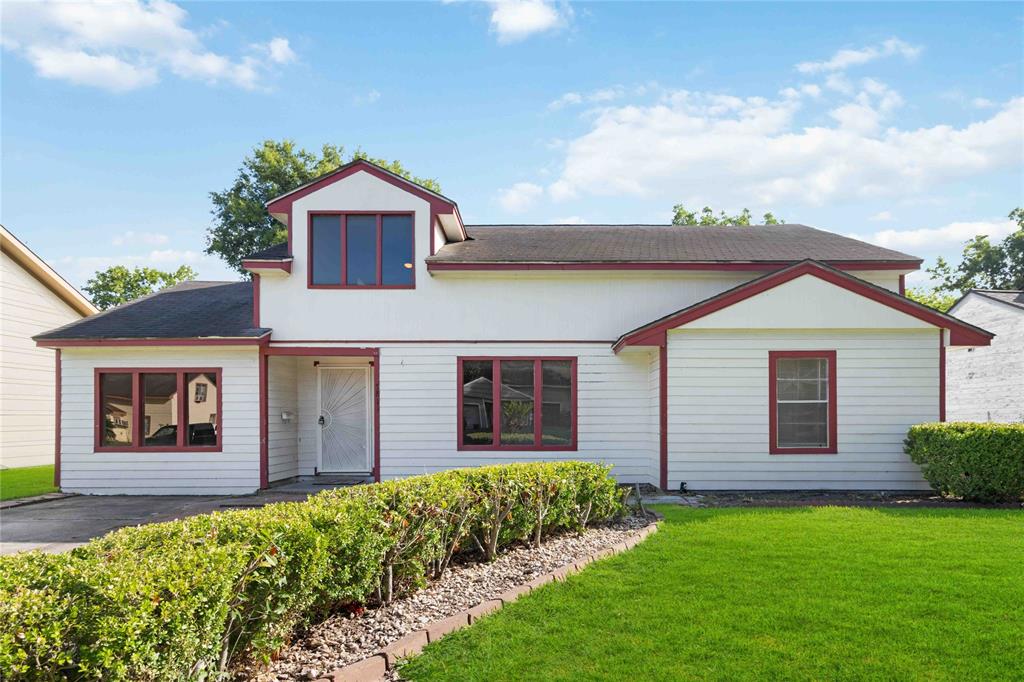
[246,515,652,681]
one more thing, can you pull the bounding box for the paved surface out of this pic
[0,476,365,555]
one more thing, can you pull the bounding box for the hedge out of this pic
[905,422,1024,502]
[0,461,625,680]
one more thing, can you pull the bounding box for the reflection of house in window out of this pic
[461,376,494,432]
[194,382,208,403]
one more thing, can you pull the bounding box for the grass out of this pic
[401,506,1024,681]
[0,465,58,501]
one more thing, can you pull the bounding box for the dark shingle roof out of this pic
[427,224,921,265]
[34,281,269,341]
[244,243,291,260]
[971,289,1024,311]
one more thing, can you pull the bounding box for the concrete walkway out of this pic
[0,476,362,555]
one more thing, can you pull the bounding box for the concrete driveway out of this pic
[0,477,362,555]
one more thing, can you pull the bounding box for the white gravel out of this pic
[246,515,652,681]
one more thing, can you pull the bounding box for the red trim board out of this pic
[37,336,269,348]
[939,330,946,422]
[614,260,993,352]
[54,350,61,487]
[767,351,838,455]
[242,259,292,273]
[427,259,920,273]
[259,352,269,488]
[658,342,668,490]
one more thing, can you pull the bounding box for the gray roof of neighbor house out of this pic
[34,281,269,341]
[426,224,922,265]
[968,289,1024,311]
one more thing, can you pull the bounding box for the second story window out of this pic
[309,213,415,288]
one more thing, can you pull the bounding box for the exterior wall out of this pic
[267,356,299,481]
[59,347,261,494]
[946,295,1024,422]
[0,251,84,468]
[666,329,937,490]
[258,171,903,341]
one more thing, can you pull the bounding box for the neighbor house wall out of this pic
[946,294,1024,422]
[59,347,261,494]
[0,250,84,468]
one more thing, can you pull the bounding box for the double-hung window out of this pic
[458,357,577,451]
[768,351,837,454]
[309,213,415,288]
[96,369,221,451]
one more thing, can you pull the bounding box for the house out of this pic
[946,290,1023,422]
[1,225,96,469]
[33,160,994,495]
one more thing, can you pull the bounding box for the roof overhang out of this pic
[35,333,271,349]
[1,224,97,317]
[613,260,994,352]
[242,258,293,275]
[426,259,921,273]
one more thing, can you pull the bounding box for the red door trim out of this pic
[54,350,61,487]
[659,341,668,490]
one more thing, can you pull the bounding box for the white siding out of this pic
[666,330,936,491]
[267,356,299,481]
[946,294,1024,422]
[0,251,84,468]
[59,347,261,494]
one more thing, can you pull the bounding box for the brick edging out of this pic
[315,513,662,682]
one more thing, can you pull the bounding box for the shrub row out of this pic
[905,422,1024,502]
[0,461,625,681]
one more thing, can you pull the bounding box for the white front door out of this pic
[317,367,372,473]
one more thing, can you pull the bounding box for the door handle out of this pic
[318,415,325,426]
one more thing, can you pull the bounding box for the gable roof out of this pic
[957,289,1024,312]
[1,225,96,317]
[427,224,922,269]
[613,260,994,352]
[34,281,269,345]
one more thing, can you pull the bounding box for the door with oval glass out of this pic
[317,366,372,473]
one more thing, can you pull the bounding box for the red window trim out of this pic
[768,351,838,455]
[94,367,223,453]
[307,211,416,290]
[457,356,578,452]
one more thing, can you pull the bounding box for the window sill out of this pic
[94,446,223,453]
[769,446,837,455]
[458,444,578,452]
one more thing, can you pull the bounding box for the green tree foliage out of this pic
[205,140,442,273]
[671,204,785,226]
[927,207,1024,293]
[905,288,957,312]
[83,265,197,310]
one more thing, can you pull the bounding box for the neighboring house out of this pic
[946,290,1023,422]
[34,160,994,495]
[1,225,96,469]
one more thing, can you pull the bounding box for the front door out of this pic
[317,367,372,473]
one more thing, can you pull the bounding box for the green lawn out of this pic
[0,465,58,501]
[401,506,1023,681]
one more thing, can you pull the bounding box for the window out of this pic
[458,357,576,450]
[768,351,837,454]
[308,213,414,288]
[95,369,221,451]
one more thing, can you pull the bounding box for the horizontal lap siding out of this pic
[667,330,935,490]
[59,348,261,494]
[268,356,299,482]
[375,344,658,483]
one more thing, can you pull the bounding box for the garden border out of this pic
[313,512,663,682]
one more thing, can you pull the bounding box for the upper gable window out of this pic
[308,213,414,288]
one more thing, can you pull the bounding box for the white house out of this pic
[1,225,96,469]
[34,160,994,495]
[946,290,1023,422]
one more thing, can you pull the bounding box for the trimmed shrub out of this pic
[905,422,1024,502]
[0,461,624,681]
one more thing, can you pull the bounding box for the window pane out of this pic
[777,403,828,448]
[500,360,535,446]
[462,361,494,445]
[186,373,218,446]
[541,360,572,445]
[311,215,342,285]
[777,358,828,400]
[346,215,378,285]
[100,373,133,446]
[142,373,179,447]
[381,215,414,285]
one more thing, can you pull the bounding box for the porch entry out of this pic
[316,366,373,473]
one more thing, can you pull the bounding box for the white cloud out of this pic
[111,231,170,247]
[59,248,233,286]
[353,89,381,105]
[488,0,571,44]
[553,216,586,224]
[863,219,1017,253]
[972,97,996,109]
[498,182,544,212]
[870,211,893,222]
[796,37,922,74]
[548,92,583,110]
[1,0,295,92]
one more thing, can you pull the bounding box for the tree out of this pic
[205,140,442,274]
[905,288,957,312]
[671,204,785,226]
[927,208,1024,293]
[83,265,198,310]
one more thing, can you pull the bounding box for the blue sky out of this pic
[2,1,1021,289]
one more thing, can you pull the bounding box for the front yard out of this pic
[401,505,1023,681]
[0,465,57,501]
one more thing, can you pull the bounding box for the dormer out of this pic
[241,159,466,286]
